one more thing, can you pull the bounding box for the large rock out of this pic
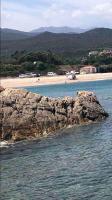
[0,88,108,142]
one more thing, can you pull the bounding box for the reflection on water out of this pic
[1,80,112,200]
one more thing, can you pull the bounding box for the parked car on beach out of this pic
[47,72,57,76]
[19,74,28,78]
[19,73,37,78]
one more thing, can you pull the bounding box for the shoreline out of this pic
[1,73,112,88]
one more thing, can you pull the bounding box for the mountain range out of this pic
[1,26,89,41]
[31,26,88,34]
[1,27,112,56]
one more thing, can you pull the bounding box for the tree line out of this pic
[1,50,112,77]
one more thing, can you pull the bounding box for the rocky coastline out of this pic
[0,88,108,143]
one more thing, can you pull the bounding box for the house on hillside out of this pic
[99,49,112,56]
[89,51,99,56]
[80,65,96,74]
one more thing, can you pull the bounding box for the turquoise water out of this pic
[1,80,112,200]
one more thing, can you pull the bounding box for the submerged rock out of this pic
[0,88,108,142]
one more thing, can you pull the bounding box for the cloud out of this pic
[1,0,112,31]
[72,10,82,18]
[89,2,112,16]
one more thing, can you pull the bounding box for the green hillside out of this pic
[1,28,112,57]
[0,28,38,41]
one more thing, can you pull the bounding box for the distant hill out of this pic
[1,28,112,56]
[0,26,88,41]
[31,26,88,34]
[0,28,38,41]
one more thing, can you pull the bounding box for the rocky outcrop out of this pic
[0,88,108,142]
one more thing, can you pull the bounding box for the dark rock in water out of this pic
[0,88,108,142]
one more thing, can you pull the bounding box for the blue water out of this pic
[1,80,112,200]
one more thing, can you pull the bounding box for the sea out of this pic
[1,79,112,200]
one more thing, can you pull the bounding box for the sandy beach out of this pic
[1,73,112,88]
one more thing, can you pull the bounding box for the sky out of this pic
[1,0,112,31]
